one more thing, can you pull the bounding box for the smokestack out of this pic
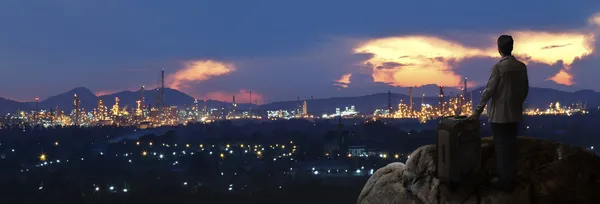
[35,97,39,124]
[203,99,207,115]
[35,97,39,111]
[409,87,413,112]
[141,85,145,118]
[440,86,444,111]
[464,77,468,101]
[388,90,392,113]
[297,96,300,112]
[161,69,165,110]
[422,93,425,110]
[73,94,80,126]
[249,90,252,105]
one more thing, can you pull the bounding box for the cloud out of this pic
[202,89,264,105]
[352,21,596,88]
[541,44,572,50]
[375,62,415,70]
[95,91,114,96]
[167,60,236,90]
[334,73,352,88]
[354,36,493,88]
[509,31,595,85]
[509,31,595,66]
[589,13,600,26]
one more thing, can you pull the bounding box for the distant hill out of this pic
[97,88,260,110]
[1,86,599,115]
[98,88,196,109]
[0,97,31,115]
[38,87,98,111]
[260,93,438,115]
[264,87,600,114]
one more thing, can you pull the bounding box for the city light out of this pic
[39,153,47,161]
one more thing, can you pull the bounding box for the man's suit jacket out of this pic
[475,56,529,123]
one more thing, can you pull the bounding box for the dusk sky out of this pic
[1,1,600,104]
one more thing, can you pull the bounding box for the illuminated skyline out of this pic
[1,1,600,103]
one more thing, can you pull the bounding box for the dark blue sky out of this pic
[1,0,600,103]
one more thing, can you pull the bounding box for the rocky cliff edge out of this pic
[357,137,600,204]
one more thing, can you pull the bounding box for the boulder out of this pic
[357,137,600,204]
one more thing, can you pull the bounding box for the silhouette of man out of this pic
[468,35,529,192]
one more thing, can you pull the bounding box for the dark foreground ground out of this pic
[0,178,366,204]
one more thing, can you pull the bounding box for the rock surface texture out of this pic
[357,137,600,204]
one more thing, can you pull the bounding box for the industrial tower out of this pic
[35,97,39,124]
[421,93,425,110]
[439,86,444,112]
[194,99,199,121]
[73,94,80,126]
[161,69,165,111]
[297,96,301,115]
[388,90,392,114]
[464,77,468,102]
[141,85,145,118]
[302,101,308,116]
[249,90,252,116]
[232,95,236,114]
[409,87,413,112]
[203,99,207,117]
[97,99,106,120]
[155,69,165,123]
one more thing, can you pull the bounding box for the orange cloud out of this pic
[354,36,493,87]
[167,60,236,90]
[203,89,264,105]
[589,13,600,26]
[509,31,595,85]
[548,69,574,86]
[334,73,352,88]
[509,31,595,66]
[354,24,596,87]
[95,91,114,96]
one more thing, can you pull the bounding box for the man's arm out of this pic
[475,65,501,114]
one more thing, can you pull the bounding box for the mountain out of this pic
[99,88,220,109]
[0,97,31,115]
[259,93,442,115]
[263,86,600,115]
[38,87,98,111]
[1,86,599,116]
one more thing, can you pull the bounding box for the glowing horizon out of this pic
[201,89,264,105]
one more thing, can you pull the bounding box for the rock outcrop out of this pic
[358,137,600,204]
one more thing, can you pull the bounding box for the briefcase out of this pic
[435,116,482,185]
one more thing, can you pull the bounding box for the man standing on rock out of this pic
[468,35,529,192]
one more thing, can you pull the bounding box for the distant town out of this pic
[1,83,588,128]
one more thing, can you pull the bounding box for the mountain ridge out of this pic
[0,86,598,115]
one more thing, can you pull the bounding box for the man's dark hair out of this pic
[497,35,514,56]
